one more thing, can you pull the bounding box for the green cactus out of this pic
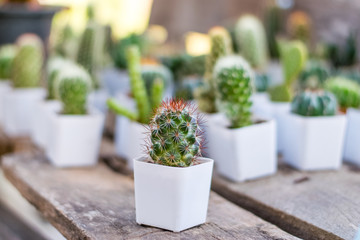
[235,15,268,70]
[47,57,71,100]
[265,6,283,59]
[0,44,17,80]
[255,72,269,92]
[325,77,360,112]
[141,63,173,97]
[55,63,92,115]
[299,60,330,90]
[195,26,232,113]
[214,55,254,128]
[147,99,203,167]
[291,90,337,116]
[107,45,164,124]
[269,40,308,102]
[53,24,77,60]
[12,34,44,88]
[327,32,357,68]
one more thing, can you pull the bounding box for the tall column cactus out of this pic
[268,40,308,102]
[12,34,44,88]
[107,45,164,124]
[0,44,17,80]
[235,15,268,70]
[195,26,232,113]
[213,56,254,128]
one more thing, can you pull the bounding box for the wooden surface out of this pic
[1,153,299,240]
[212,163,360,240]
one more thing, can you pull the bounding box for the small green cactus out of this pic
[195,26,232,113]
[235,15,268,70]
[147,99,203,167]
[291,90,337,116]
[141,63,173,97]
[0,44,17,80]
[55,63,92,115]
[107,45,164,124]
[47,57,72,100]
[325,77,360,112]
[214,55,254,128]
[269,40,308,102]
[299,60,330,90]
[12,34,44,88]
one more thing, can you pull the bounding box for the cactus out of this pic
[325,77,360,112]
[235,15,268,70]
[268,40,308,102]
[255,73,269,92]
[141,63,173,97]
[287,11,312,44]
[47,57,72,100]
[12,34,44,88]
[265,6,283,59]
[146,99,204,167]
[55,63,92,115]
[107,45,164,124]
[214,55,254,128]
[299,60,330,90]
[0,44,17,80]
[291,90,337,116]
[327,33,357,68]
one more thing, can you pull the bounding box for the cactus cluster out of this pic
[0,44,17,80]
[291,90,337,116]
[325,77,360,112]
[147,99,203,167]
[195,26,232,113]
[47,57,71,99]
[287,11,312,44]
[55,63,92,115]
[235,15,268,70]
[12,34,44,88]
[107,45,164,124]
[141,63,173,97]
[269,40,308,102]
[214,55,254,128]
[299,60,330,90]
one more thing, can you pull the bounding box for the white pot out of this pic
[0,81,11,125]
[343,108,360,165]
[3,88,46,137]
[31,100,62,149]
[251,92,272,119]
[47,108,105,167]
[88,89,109,113]
[282,113,347,171]
[269,101,291,153]
[134,156,214,232]
[202,112,225,158]
[209,115,277,182]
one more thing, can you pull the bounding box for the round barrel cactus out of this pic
[0,44,17,80]
[147,99,203,167]
[47,57,72,100]
[299,60,330,89]
[325,77,360,111]
[291,90,337,117]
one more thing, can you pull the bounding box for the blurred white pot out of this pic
[343,108,360,165]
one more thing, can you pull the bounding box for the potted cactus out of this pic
[141,63,174,98]
[134,99,214,232]
[325,77,360,165]
[3,34,46,137]
[267,40,307,152]
[47,62,104,167]
[107,45,164,169]
[207,55,276,182]
[282,89,346,170]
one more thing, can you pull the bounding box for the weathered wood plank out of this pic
[212,163,360,240]
[1,153,299,240]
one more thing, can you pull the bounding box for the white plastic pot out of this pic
[3,88,46,137]
[343,108,360,165]
[0,81,11,125]
[31,100,62,149]
[134,156,214,232]
[282,113,347,171]
[202,112,225,158]
[269,101,291,153]
[47,108,105,168]
[209,115,277,182]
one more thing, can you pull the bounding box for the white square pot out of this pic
[31,100,62,149]
[270,101,291,153]
[0,81,11,125]
[282,113,347,171]
[3,88,46,137]
[134,156,214,232]
[209,116,277,182]
[202,112,225,158]
[251,92,272,119]
[47,108,105,168]
[343,108,360,165]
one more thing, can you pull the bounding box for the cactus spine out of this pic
[214,56,254,128]
[0,44,17,80]
[147,99,203,167]
[235,15,268,70]
[269,40,308,102]
[325,77,360,112]
[107,45,164,124]
[55,63,92,115]
[12,34,44,88]
[291,90,337,116]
